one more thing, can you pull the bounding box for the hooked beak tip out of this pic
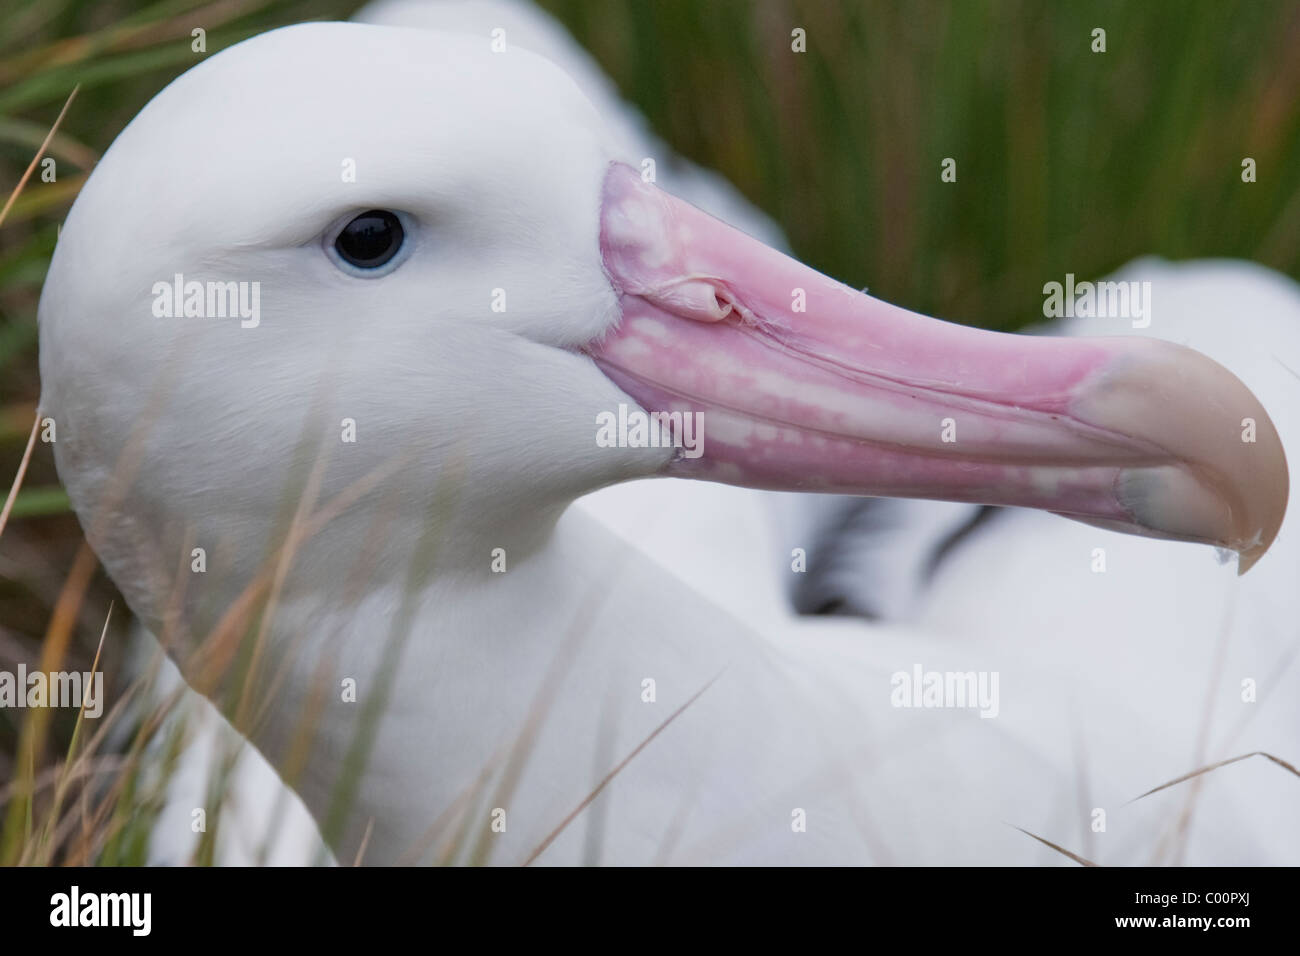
[1077,337,1288,572]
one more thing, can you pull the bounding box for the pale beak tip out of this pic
[1089,338,1289,573]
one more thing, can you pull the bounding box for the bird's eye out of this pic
[333,210,405,270]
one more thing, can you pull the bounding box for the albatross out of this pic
[39,22,1291,864]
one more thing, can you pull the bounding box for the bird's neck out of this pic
[187,503,765,863]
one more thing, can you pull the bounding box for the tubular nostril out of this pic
[642,276,733,323]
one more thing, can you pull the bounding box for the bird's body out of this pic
[38,19,1295,866]
[141,488,1300,865]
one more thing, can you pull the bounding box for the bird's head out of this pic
[39,22,1287,639]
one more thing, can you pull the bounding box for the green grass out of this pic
[544,0,1300,329]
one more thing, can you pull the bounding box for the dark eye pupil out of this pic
[335,210,404,268]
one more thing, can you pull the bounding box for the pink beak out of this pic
[586,163,1288,572]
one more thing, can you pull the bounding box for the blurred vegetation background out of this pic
[546,0,1300,317]
[0,0,1297,856]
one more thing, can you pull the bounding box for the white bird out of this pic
[39,22,1293,865]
